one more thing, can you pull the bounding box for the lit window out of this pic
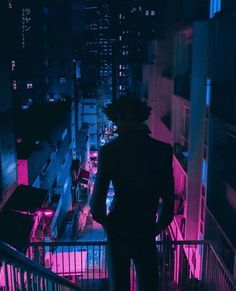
[119,64,122,69]
[145,10,149,16]
[60,77,66,84]
[8,1,12,9]
[119,14,122,19]
[11,60,16,71]
[119,71,122,76]
[210,0,221,18]
[139,6,142,11]
[119,36,122,41]
[119,85,122,90]
[13,80,17,90]
[27,82,33,89]
[151,10,155,16]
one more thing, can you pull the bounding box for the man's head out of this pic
[103,93,152,125]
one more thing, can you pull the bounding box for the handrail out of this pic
[28,239,210,247]
[208,243,236,288]
[27,239,236,290]
[0,240,81,290]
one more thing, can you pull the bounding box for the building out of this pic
[142,0,236,278]
[0,0,18,206]
[111,0,158,97]
[7,0,73,106]
[15,101,73,239]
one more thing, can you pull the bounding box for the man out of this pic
[90,94,174,291]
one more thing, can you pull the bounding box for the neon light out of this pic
[17,159,29,185]
[202,159,207,186]
[205,79,211,106]
[210,0,221,18]
[43,210,54,217]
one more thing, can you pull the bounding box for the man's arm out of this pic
[156,145,175,235]
[89,147,110,225]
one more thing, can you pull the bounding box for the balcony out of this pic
[16,240,235,291]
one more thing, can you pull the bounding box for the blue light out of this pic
[210,0,221,18]
[205,78,211,106]
[76,61,81,79]
[202,159,207,186]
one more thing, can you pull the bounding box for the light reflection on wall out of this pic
[17,159,29,185]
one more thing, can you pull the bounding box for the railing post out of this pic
[19,268,25,290]
[3,261,9,290]
[12,265,17,291]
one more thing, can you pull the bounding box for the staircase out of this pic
[0,240,80,291]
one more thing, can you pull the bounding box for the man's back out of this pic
[91,130,174,238]
[89,95,174,291]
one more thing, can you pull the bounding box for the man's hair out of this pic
[103,93,152,124]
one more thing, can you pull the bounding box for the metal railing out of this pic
[0,240,80,291]
[25,240,236,291]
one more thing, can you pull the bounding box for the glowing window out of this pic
[11,60,16,71]
[151,10,155,16]
[210,0,221,18]
[145,10,149,16]
[13,80,17,90]
[27,82,33,89]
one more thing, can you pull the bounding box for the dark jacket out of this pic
[90,128,174,238]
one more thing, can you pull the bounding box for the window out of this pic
[11,60,16,71]
[205,79,211,106]
[60,77,66,84]
[151,10,155,16]
[210,0,221,18]
[27,82,33,89]
[8,1,12,9]
[145,10,149,16]
[12,80,17,90]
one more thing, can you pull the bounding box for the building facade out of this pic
[6,0,73,106]
[142,0,236,278]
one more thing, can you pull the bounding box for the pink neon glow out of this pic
[90,152,98,158]
[45,251,87,275]
[43,210,54,217]
[17,159,29,185]
[36,209,54,217]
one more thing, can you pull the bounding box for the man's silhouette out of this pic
[90,94,174,291]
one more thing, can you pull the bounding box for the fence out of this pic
[26,240,236,291]
[0,240,80,291]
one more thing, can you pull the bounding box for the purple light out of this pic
[42,209,54,217]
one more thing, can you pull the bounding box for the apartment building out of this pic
[142,0,236,278]
[15,102,73,239]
